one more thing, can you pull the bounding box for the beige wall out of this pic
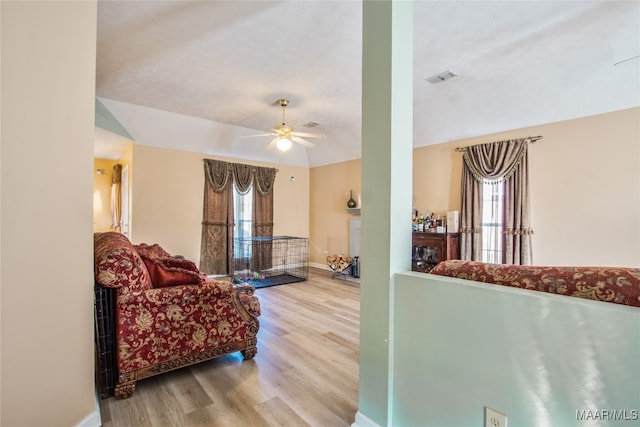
[529,108,639,266]
[309,160,361,265]
[310,107,640,268]
[120,143,134,237]
[412,142,463,216]
[1,1,98,426]
[130,144,310,266]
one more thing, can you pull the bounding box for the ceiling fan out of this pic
[243,99,325,151]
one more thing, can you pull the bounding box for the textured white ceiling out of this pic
[96,1,640,167]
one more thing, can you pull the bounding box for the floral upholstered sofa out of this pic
[94,232,260,399]
[430,260,640,308]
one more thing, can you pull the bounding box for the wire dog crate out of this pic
[94,283,117,398]
[233,236,309,288]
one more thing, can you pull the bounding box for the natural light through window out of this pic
[481,181,504,263]
[233,185,253,259]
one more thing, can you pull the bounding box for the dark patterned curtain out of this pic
[503,147,533,264]
[111,163,123,233]
[460,165,482,260]
[200,160,233,274]
[200,159,277,275]
[459,138,533,265]
[252,167,277,271]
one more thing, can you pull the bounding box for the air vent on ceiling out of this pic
[426,70,457,84]
[304,121,320,128]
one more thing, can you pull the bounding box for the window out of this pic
[233,185,253,259]
[481,181,504,263]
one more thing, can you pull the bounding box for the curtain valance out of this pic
[232,163,253,194]
[203,159,277,195]
[204,159,231,192]
[462,139,528,183]
[112,163,122,184]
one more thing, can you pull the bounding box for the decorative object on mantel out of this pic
[327,254,353,278]
[347,190,357,208]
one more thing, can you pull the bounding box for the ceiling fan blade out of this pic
[293,131,326,139]
[266,137,278,150]
[292,136,315,148]
[240,133,275,139]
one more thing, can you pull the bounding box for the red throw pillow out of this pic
[142,257,206,288]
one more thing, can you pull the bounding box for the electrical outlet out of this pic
[485,407,507,427]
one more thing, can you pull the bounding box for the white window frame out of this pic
[481,181,504,264]
[233,185,253,259]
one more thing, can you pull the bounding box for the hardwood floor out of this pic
[99,271,360,427]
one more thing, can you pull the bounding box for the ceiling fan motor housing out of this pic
[274,124,294,136]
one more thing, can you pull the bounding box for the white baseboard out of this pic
[310,262,332,271]
[310,262,360,285]
[75,390,102,427]
[75,410,100,427]
[352,410,381,427]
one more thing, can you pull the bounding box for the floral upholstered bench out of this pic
[430,260,640,308]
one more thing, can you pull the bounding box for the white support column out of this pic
[356,1,413,426]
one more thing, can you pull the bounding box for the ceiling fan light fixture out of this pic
[276,137,292,151]
[242,98,323,151]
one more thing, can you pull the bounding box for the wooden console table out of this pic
[412,232,459,273]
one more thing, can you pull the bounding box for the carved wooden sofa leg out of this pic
[241,346,257,360]
[240,335,258,360]
[114,381,136,399]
